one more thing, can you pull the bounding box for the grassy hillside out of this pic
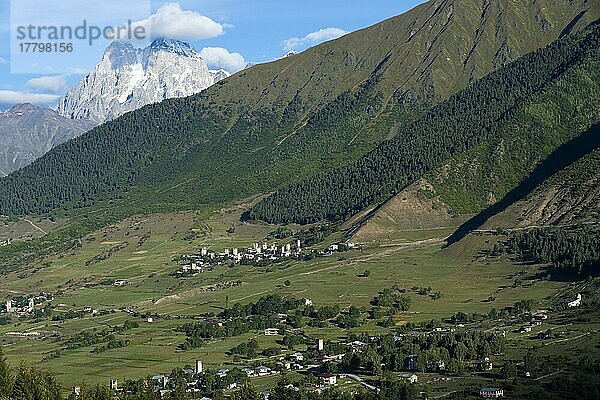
[249,22,600,224]
[0,0,596,218]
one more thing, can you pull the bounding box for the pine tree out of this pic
[0,346,12,399]
[10,364,31,400]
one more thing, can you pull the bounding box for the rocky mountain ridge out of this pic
[57,39,227,124]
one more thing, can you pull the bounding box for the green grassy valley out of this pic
[0,1,599,400]
[1,206,598,399]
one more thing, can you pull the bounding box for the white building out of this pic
[264,328,279,336]
[398,373,418,384]
[567,293,582,308]
[478,357,493,371]
[480,388,504,398]
[318,374,337,386]
[195,360,203,374]
[151,375,169,388]
[216,369,229,378]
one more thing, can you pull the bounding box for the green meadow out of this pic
[0,208,576,389]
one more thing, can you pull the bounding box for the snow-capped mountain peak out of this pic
[57,39,223,124]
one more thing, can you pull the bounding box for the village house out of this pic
[567,293,582,308]
[264,328,279,336]
[398,373,418,383]
[479,388,504,398]
[151,375,169,389]
[327,244,339,253]
[216,368,229,378]
[275,361,291,370]
[317,373,337,386]
[478,357,493,371]
[260,392,271,400]
[289,352,304,362]
[533,310,548,320]
[256,366,272,376]
[348,340,367,352]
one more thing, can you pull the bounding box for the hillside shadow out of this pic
[445,123,600,246]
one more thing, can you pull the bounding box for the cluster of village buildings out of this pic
[133,299,588,400]
[2,293,53,316]
[176,240,355,276]
[84,335,375,399]
[518,294,582,334]
[74,329,511,400]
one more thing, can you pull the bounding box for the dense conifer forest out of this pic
[507,227,600,278]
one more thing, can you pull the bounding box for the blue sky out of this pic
[0,0,426,110]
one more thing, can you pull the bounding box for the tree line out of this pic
[507,226,600,278]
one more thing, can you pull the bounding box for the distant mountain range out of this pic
[0,39,231,177]
[0,0,597,225]
[57,39,230,124]
[0,104,93,177]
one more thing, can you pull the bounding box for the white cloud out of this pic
[131,3,226,41]
[283,27,348,52]
[199,47,246,73]
[26,75,69,94]
[0,57,7,65]
[0,91,60,107]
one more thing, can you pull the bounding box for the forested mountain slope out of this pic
[248,21,600,224]
[0,0,596,217]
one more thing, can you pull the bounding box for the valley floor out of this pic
[0,207,598,398]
